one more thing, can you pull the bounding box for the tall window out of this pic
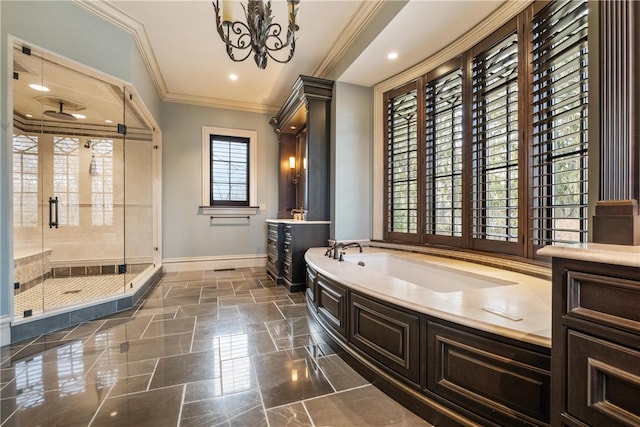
[210,135,250,206]
[385,85,419,236]
[425,66,463,239]
[531,0,589,247]
[471,31,519,246]
[91,140,114,226]
[382,0,589,260]
[12,134,39,227]
[201,126,257,209]
[53,137,80,226]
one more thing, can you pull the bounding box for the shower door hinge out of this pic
[22,46,31,55]
[117,124,127,135]
[14,282,20,290]
[13,72,19,80]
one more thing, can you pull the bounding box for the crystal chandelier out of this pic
[212,0,300,69]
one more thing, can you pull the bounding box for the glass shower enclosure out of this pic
[11,41,157,321]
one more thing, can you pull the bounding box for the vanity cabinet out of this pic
[266,220,329,292]
[551,258,640,427]
[266,222,284,283]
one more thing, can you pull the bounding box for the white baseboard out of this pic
[162,254,267,273]
[0,315,11,346]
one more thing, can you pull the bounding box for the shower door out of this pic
[12,43,128,318]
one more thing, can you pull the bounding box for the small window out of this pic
[201,126,257,210]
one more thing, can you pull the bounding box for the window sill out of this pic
[198,206,260,216]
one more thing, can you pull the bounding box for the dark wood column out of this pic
[592,0,640,245]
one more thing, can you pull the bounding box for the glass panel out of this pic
[12,41,134,318]
[12,43,45,318]
[123,86,155,286]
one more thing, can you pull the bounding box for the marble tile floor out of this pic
[0,267,432,427]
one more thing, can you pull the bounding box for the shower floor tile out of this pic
[14,274,137,318]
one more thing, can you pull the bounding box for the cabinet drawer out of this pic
[350,293,420,384]
[283,260,292,279]
[316,274,347,338]
[566,330,640,427]
[427,321,550,426]
[566,270,640,335]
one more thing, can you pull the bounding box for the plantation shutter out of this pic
[531,0,589,248]
[471,31,520,248]
[425,67,463,239]
[386,87,419,236]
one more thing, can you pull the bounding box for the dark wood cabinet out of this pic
[350,293,421,385]
[271,75,333,221]
[551,258,640,427]
[266,222,284,283]
[427,321,550,426]
[316,273,348,338]
[266,220,329,292]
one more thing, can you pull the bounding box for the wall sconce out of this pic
[289,156,299,184]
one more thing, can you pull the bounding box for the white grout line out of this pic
[176,384,186,427]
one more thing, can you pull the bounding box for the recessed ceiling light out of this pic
[387,52,398,60]
[29,83,49,92]
[25,113,33,118]
[229,74,238,81]
[290,126,296,130]
[72,113,86,119]
[105,119,113,124]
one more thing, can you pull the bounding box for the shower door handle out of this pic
[49,196,59,228]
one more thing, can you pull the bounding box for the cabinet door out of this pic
[306,266,317,307]
[427,321,550,426]
[350,293,420,385]
[565,330,640,427]
[316,274,347,338]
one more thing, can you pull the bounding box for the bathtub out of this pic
[343,252,516,292]
[304,246,553,427]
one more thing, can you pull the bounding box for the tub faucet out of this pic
[341,242,363,253]
[335,242,362,261]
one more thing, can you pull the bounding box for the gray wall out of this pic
[332,82,373,241]
[0,0,161,319]
[160,102,279,259]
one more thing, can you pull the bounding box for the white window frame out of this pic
[200,126,258,215]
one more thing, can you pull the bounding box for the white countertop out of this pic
[305,247,552,348]
[537,243,640,268]
[266,219,331,224]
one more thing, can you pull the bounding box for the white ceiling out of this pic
[77,0,504,115]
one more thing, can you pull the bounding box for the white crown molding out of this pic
[372,0,533,240]
[72,0,169,98]
[163,92,280,116]
[313,0,387,78]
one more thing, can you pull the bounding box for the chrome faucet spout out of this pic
[341,242,363,253]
